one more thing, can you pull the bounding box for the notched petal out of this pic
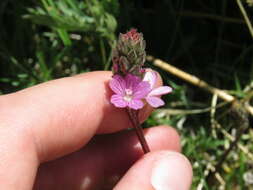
[148,86,172,97]
[125,74,142,89]
[109,75,126,95]
[128,99,144,110]
[146,96,165,108]
[111,94,127,108]
[143,71,157,89]
[133,81,151,99]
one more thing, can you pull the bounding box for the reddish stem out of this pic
[126,108,150,154]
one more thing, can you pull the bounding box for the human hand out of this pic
[0,71,192,190]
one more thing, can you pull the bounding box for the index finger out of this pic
[0,71,159,162]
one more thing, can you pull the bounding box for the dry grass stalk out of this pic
[147,55,253,116]
[236,0,253,38]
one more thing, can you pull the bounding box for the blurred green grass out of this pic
[0,0,253,189]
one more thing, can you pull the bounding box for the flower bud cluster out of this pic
[112,29,146,77]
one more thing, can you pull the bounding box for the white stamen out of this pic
[124,89,133,102]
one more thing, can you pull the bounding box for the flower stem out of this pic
[126,108,150,154]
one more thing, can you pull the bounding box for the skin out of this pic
[0,71,192,190]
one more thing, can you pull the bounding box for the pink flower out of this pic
[109,74,151,110]
[143,71,172,108]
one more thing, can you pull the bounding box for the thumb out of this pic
[114,151,192,190]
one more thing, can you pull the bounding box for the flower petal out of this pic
[125,74,142,89]
[111,94,127,108]
[109,75,126,95]
[146,96,165,108]
[128,99,144,110]
[133,81,151,99]
[148,86,172,97]
[143,71,157,89]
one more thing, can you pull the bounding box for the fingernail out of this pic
[151,152,192,190]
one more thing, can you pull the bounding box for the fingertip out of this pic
[114,151,192,190]
[151,151,192,190]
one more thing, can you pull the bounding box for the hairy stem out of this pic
[126,108,150,154]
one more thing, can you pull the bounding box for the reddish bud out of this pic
[122,29,140,42]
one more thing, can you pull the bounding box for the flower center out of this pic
[124,89,133,102]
